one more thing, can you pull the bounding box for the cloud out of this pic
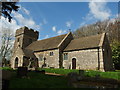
[0,16,20,48]
[0,16,20,34]
[12,11,40,30]
[0,6,41,47]
[66,21,72,28]
[52,26,56,32]
[22,7,30,15]
[43,18,47,24]
[116,13,120,18]
[57,29,67,35]
[79,0,111,27]
[88,0,111,21]
[39,18,48,27]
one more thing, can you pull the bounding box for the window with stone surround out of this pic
[50,52,54,56]
[63,53,68,60]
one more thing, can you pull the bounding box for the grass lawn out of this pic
[39,68,120,80]
[9,71,71,88]
[1,67,120,88]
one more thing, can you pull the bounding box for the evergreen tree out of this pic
[1,2,19,22]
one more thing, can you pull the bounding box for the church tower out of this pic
[11,26,39,68]
[14,26,39,50]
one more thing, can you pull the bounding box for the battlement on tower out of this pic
[15,26,39,39]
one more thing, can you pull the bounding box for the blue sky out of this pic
[1,1,118,40]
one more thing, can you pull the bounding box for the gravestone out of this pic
[35,69,45,74]
[2,70,12,90]
[67,72,79,86]
[79,70,84,77]
[17,67,28,78]
[39,70,45,74]
[95,74,100,80]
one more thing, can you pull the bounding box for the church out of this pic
[10,26,114,71]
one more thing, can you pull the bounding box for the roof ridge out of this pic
[57,32,71,47]
[37,34,67,42]
[73,33,103,40]
[98,33,106,47]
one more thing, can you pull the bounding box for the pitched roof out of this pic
[23,49,36,58]
[26,34,67,51]
[64,34,103,51]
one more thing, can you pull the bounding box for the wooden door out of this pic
[72,58,76,69]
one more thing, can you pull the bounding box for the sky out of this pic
[0,0,119,40]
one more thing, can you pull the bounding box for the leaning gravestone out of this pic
[17,67,28,78]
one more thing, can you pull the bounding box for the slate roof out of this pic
[26,34,67,51]
[64,34,103,51]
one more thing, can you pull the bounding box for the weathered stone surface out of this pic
[63,49,100,70]
[68,73,120,88]
[17,67,28,78]
[10,26,114,72]
[35,49,59,68]
[67,72,79,86]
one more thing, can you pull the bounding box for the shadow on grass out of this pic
[9,71,72,88]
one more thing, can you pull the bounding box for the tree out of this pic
[111,41,120,70]
[73,18,119,44]
[0,27,14,67]
[1,1,19,22]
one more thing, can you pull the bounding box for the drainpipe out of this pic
[98,47,100,70]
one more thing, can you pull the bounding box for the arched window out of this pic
[15,57,19,68]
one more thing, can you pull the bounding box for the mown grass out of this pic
[1,67,120,88]
[1,67,120,80]
[39,68,120,80]
[85,70,120,80]
[39,68,79,75]
[0,67,14,71]
[9,71,71,88]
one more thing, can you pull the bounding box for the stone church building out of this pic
[10,26,114,71]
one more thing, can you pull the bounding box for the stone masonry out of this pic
[11,26,114,71]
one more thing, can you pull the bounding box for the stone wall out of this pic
[10,47,24,69]
[11,26,39,69]
[102,35,114,71]
[59,32,73,68]
[15,26,39,39]
[22,34,38,49]
[15,26,39,49]
[34,49,59,68]
[63,49,102,70]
